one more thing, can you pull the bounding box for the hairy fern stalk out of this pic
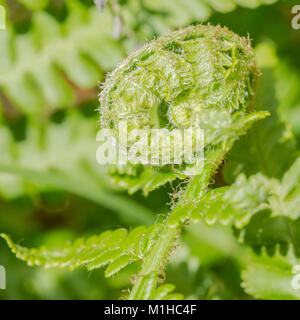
[2,24,273,300]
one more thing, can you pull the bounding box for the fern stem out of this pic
[129,144,229,300]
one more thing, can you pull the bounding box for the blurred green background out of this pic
[0,0,300,299]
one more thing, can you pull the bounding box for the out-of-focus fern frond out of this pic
[241,211,300,257]
[114,0,278,39]
[273,57,300,138]
[0,0,278,117]
[0,111,154,224]
[241,250,300,300]
[226,157,300,221]
[229,159,300,256]
[17,0,49,10]
[1,224,163,275]
[224,43,299,182]
[0,0,123,115]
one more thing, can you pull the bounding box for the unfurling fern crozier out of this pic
[99,24,267,192]
[2,24,270,301]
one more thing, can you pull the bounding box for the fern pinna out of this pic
[2,23,300,300]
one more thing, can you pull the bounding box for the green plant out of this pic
[104,0,279,40]
[0,1,124,116]
[0,0,278,118]
[1,24,282,300]
[1,1,300,301]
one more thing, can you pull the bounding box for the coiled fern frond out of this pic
[99,24,267,192]
[4,24,294,301]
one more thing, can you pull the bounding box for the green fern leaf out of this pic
[1,224,163,275]
[109,165,184,196]
[168,173,273,229]
[170,156,300,255]
[224,43,299,182]
[0,0,123,114]
[228,157,300,221]
[276,60,300,137]
[115,0,278,39]
[149,284,184,300]
[240,211,300,257]
[241,250,300,300]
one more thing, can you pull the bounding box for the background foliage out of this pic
[0,0,300,300]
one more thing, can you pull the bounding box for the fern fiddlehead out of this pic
[1,24,270,300]
[99,24,269,299]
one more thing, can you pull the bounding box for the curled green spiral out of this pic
[100,24,258,134]
[99,24,266,192]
